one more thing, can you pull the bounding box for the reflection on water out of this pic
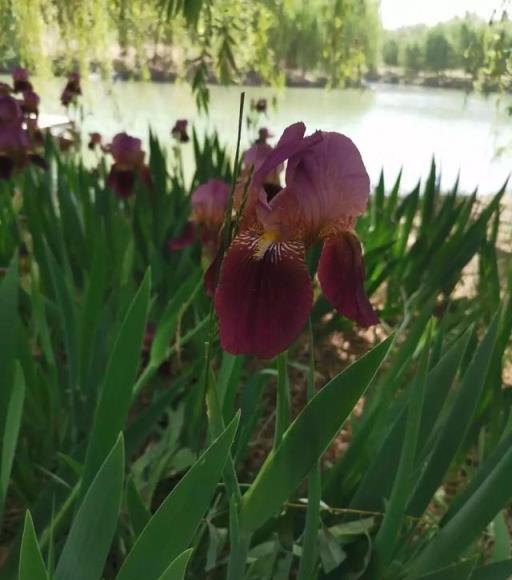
[3,76,511,194]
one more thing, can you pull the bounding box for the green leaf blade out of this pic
[19,511,48,580]
[55,435,125,580]
[116,414,239,580]
[239,336,393,533]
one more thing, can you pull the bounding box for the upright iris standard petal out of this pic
[317,233,379,327]
[243,142,274,173]
[285,131,370,239]
[110,133,145,167]
[252,122,321,191]
[215,231,313,358]
[191,179,229,230]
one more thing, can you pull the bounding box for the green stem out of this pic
[201,92,251,579]
[274,351,290,448]
[298,320,321,580]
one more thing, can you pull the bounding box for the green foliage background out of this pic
[0,0,380,88]
[382,14,512,89]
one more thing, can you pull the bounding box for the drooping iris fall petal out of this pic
[215,231,313,358]
[317,233,378,327]
[107,166,137,198]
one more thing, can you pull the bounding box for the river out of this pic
[3,77,511,195]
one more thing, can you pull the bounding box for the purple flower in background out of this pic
[106,132,151,198]
[251,98,268,114]
[0,96,47,180]
[12,68,33,93]
[61,72,82,107]
[169,179,229,251]
[88,132,102,151]
[0,95,22,125]
[171,119,189,143]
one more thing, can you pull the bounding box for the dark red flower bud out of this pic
[12,67,33,93]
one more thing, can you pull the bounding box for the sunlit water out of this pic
[3,76,512,194]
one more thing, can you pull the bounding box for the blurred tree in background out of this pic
[382,10,512,91]
[404,42,423,76]
[3,0,512,103]
[0,0,380,108]
[425,28,453,74]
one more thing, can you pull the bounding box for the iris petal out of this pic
[107,166,136,198]
[215,231,313,358]
[252,122,322,190]
[318,233,379,327]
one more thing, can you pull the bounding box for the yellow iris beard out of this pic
[254,231,279,260]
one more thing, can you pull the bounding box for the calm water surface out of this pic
[5,77,512,194]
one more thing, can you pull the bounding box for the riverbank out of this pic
[110,61,511,94]
[2,60,505,94]
[108,62,500,93]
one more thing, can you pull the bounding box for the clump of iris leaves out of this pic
[0,119,511,580]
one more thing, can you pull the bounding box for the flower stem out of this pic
[202,92,251,579]
[297,320,321,580]
[274,351,290,448]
